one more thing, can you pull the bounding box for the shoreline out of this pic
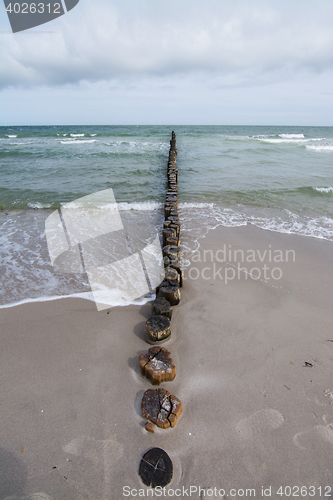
[1,223,333,499]
[1,219,332,311]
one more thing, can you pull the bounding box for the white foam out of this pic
[179,202,214,209]
[249,215,333,240]
[259,138,306,144]
[60,139,97,144]
[70,133,85,137]
[6,134,17,138]
[179,205,333,260]
[90,133,97,136]
[0,291,100,310]
[116,201,162,211]
[105,140,169,153]
[0,288,155,310]
[59,200,161,211]
[306,145,333,152]
[279,133,305,139]
[27,202,54,209]
[314,186,333,193]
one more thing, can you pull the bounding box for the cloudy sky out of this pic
[1,0,332,125]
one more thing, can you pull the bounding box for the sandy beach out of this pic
[1,224,333,500]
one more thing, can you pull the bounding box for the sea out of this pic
[1,125,332,308]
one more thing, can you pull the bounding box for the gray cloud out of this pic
[1,0,333,90]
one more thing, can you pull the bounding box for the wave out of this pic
[294,186,333,196]
[27,202,55,209]
[6,134,17,138]
[306,145,333,152]
[179,205,333,255]
[258,137,307,144]
[256,136,330,149]
[60,139,97,144]
[1,200,217,213]
[313,186,333,193]
[178,202,214,209]
[0,292,94,310]
[0,289,154,310]
[6,142,28,146]
[70,133,85,137]
[105,140,169,153]
[114,201,162,211]
[279,133,305,139]
[4,185,332,211]
[58,200,163,211]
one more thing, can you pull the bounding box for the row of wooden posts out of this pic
[145,131,183,343]
[138,132,182,487]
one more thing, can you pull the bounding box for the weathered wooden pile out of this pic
[140,131,183,440]
[138,132,183,487]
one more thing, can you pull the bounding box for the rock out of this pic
[141,388,182,429]
[139,346,176,385]
[145,421,155,433]
[151,297,172,319]
[145,315,171,343]
[139,447,173,487]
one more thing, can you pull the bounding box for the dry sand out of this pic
[1,224,333,500]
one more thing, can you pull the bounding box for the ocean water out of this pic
[1,125,332,307]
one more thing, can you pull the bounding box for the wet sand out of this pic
[1,224,333,499]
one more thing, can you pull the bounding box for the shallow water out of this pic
[1,125,332,306]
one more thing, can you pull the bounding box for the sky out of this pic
[0,0,333,126]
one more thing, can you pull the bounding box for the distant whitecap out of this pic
[279,133,305,139]
[60,139,97,144]
[306,145,333,152]
[314,186,333,193]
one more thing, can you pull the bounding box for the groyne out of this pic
[138,131,182,488]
